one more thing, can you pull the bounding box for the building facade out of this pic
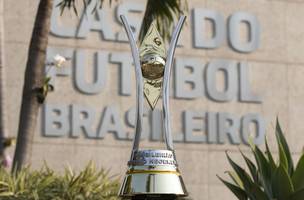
[3,0,304,199]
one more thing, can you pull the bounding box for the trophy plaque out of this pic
[119,15,187,200]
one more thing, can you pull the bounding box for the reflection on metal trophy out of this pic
[119,15,187,199]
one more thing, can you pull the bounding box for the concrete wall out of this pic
[3,0,304,199]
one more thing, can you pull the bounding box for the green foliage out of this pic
[36,76,54,104]
[218,119,304,200]
[57,0,110,15]
[139,0,187,43]
[0,162,120,200]
[58,0,187,43]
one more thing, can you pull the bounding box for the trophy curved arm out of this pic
[120,15,143,155]
[162,16,186,151]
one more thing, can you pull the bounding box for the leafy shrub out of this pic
[0,162,120,200]
[218,120,304,200]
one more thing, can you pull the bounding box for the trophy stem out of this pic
[162,16,186,151]
[120,15,144,159]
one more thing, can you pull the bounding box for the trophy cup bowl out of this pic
[119,15,187,199]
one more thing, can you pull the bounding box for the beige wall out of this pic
[3,0,304,199]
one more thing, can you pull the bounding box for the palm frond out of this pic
[139,0,187,43]
[58,0,106,15]
[59,0,187,43]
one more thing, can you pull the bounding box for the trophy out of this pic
[119,15,187,200]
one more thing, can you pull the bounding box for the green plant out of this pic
[218,119,304,200]
[0,162,120,200]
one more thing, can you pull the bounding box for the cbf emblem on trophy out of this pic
[119,15,187,200]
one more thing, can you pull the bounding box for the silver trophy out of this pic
[119,15,187,199]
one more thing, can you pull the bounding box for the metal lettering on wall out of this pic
[43,0,265,145]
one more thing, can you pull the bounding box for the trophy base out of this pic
[120,194,179,200]
[119,150,188,198]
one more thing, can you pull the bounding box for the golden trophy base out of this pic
[119,150,188,198]
[120,194,182,200]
